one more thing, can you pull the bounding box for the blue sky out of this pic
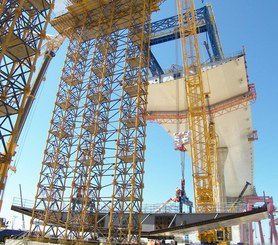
[1,0,277,241]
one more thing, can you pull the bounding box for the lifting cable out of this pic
[174,0,184,187]
[174,0,188,203]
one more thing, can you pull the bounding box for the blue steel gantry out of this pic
[149,5,224,76]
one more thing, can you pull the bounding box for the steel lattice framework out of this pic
[176,0,217,213]
[177,0,231,243]
[0,0,54,211]
[29,0,160,243]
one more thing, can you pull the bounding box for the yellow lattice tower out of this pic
[176,0,229,243]
[29,0,164,243]
[176,0,216,213]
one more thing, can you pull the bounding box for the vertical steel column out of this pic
[258,220,265,245]
[30,14,91,239]
[108,0,151,243]
[85,3,122,241]
[64,1,120,241]
[204,5,224,61]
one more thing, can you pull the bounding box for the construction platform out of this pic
[6,53,262,244]
[10,202,268,242]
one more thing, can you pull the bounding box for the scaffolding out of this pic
[29,0,163,243]
[0,0,55,211]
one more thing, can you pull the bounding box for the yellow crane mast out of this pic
[176,0,229,243]
[176,0,215,214]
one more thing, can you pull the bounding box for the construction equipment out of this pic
[176,0,229,244]
[176,0,215,214]
[0,1,266,244]
[229,181,251,212]
[2,1,222,241]
[173,131,193,213]
[27,0,164,243]
[0,1,225,216]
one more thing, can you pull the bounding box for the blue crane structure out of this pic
[149,5,224,76]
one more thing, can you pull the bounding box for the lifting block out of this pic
[87,91,108,104]
[92,67,113,78]
[118,155,133,163]
[67,52,78,61]
[97,43,112,56]
[131,31,146,45]
[67,51,87,62]
[83,123,106,133]
[118,155,143,163]
[44,161,65,168]
[123,83,147,97]
[77,158,95,166]
[50,130,71,138]
[63,76,82,86]
[83,125,96,134]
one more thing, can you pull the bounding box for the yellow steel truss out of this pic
[176,0,229,243]
[29,0,161,243]
[176,0,215,213]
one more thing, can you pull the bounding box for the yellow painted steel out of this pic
[29,0,156,243]
[0,0,55,212]
[176,0,215,213]
[176,0,229,243]
[0,1,28,209]
[0,0,26,62]
[107,1,151,242]
[208,121,220,208]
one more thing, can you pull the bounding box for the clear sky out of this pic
[1,0,277,242]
